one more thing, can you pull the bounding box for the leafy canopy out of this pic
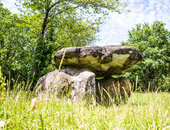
[122,21,170,91]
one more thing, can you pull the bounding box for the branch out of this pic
[47,4,81,25]
[46,25,59,30]
[41,0,65,39]
[49,0,66,10]
[65,30,75,46]
[55,42,64,50]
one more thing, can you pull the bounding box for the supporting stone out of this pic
[36,67,96,103]
[96,77,132,105]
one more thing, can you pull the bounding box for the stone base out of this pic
[96,77,132,105]
[36,67,96,103]
[36,67,131,105]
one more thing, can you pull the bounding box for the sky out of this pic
[1,0,170,46]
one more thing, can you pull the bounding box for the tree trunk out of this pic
[41,8,50,40]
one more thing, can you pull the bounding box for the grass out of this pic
[0,88,170,129]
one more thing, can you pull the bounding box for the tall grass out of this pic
[0,84,169,129]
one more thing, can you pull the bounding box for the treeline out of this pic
[122,21,170,92]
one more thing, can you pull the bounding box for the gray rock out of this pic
[54,45,142,77]
[36,67,96,102]
[96,77,131,105]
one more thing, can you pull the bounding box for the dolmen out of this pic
[36,45,142,105]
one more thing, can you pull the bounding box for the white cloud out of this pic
[96,0,170,46]
[1,0,19,13]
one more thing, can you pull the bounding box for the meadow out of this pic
[0,87,169,129]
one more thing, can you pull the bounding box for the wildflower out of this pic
[0,97,5,101]
[6,120,10,126]
[1,82,7,87]
[0,121,5,128]
[31,97,38,110]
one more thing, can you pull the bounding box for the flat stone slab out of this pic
[54,45,142,77]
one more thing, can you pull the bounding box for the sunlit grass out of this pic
[0,89,169,129]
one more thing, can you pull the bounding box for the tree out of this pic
[17,0,126,39]
[16,0,127,83]
[122,21,170,91]
[0,0,127,85]
[0,1,46,82]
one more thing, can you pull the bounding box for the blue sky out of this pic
[1,0,170,46]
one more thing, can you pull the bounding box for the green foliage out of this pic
[122,21,170,91]
[0,66,6,90]
[0,3,40,81]
[0,66,6,102]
